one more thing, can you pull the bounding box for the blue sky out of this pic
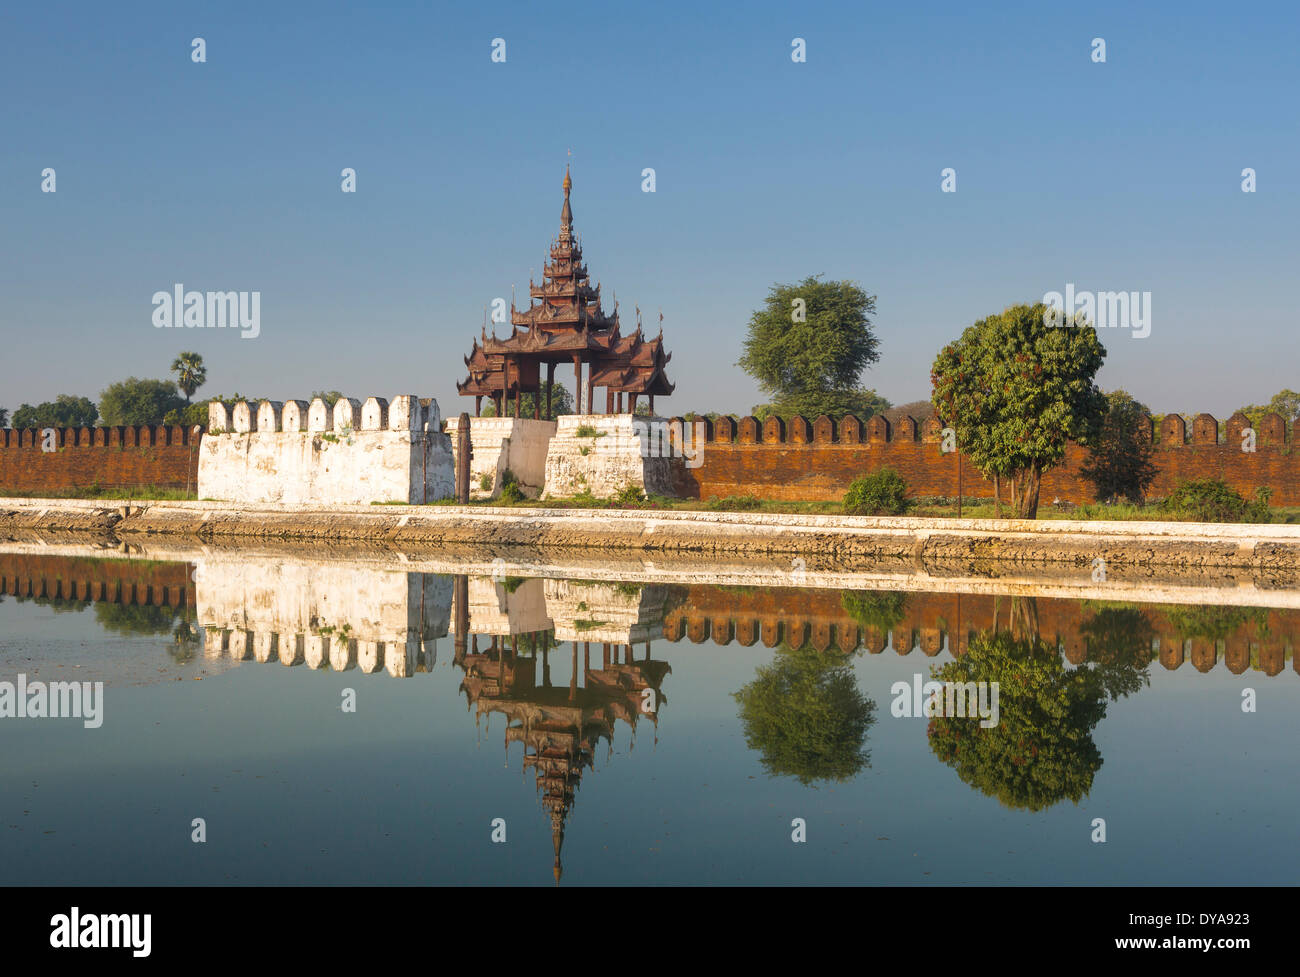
[1,0,1297,418]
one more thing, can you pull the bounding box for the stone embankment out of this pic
[2,498,1299,579]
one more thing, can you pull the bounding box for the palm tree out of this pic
[171,352,207,403]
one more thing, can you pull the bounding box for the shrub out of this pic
[706,494,763,511]
[479,473,491,492]
[497,469,524,504]
[1161,477,1272,523]
[574,424,605,439]
[611,483,646,506]
[842,468,912,516]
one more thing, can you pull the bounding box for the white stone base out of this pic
[445,416,556,499]
[541,414,676,499]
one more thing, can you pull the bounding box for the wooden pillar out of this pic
[629,394,639,415]
[603,642,610,667]
[546,362,554,418]
[585,368,594,414]
[570,642,577,700]
[533,381,540,420]
[456,412,470,503]
[606,388,615,414]
[617,391,624,413]
[648,394,654,414]
[474,395,482,417]
[573,355,582,414]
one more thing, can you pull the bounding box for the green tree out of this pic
[310,390,346,409]
[733,645,876,785]
[98,378,185,427]
[1238,388,1300,429]
[926,629,1109,811]
[840,590,909,638]
[739,275,884,421]
[480,383,575,420]
[0,406,8,428]
[10,395,99,429]
[931,303,1107,518]
[170,352,207,403]
[1079,390,1158,503]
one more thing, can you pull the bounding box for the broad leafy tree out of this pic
[1079,390,1158,503]
[11,395,99,429]
[1238,388,1300,429]
[739,275,886,420]
[931,302,1107,518]
[98,378,185,426]
[733,645,876,785]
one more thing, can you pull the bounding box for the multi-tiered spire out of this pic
[457,167,675,417]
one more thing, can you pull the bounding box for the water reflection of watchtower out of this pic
[451,575,672,881]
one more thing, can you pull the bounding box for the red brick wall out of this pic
[0,426,200,494]
[668,412,1300,506]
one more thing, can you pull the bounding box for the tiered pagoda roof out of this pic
[456,168,675,411]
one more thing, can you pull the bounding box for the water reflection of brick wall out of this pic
[0,553,192,607]
[667,412,1300,505]
[662,586,1299,676]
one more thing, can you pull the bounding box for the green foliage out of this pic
[573,424,605,438]
[1080,390,1158,503]
[738,275,882,420]
[1161,477,1273,523]
[170,352,207,402]
[706,494,762,511]
[1162,604,1269,642]
[927,631,1112,811]
[733,646,876,785]
[11,395,99,429]
[479,473,492,492]
[497,468,524,503]
[480,383,575,421]
[0,406,8,428]
[842,467,912,516]
[94,602,183,637]
[752,389,891,423]
[1238,388,1300,429]
[611,483,647,506]
[99,377,185,427]
[931,302,1108,518]
[311,390,345,409]
[840,590,908,636]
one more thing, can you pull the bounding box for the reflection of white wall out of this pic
[452,576,553,635]
[544,579,667,644]
[196,558,451,676]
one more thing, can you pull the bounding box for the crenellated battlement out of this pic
[0,424,201,449]
[206,395,443,435]
[198,394,455,505]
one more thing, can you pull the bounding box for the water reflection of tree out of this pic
[1162,604,1269,642]
[733,645,876,786]
[94,602,186,637]
[840,591,908,640]
[927,597,1148,812]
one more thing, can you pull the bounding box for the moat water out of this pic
[1,544,1297,885]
